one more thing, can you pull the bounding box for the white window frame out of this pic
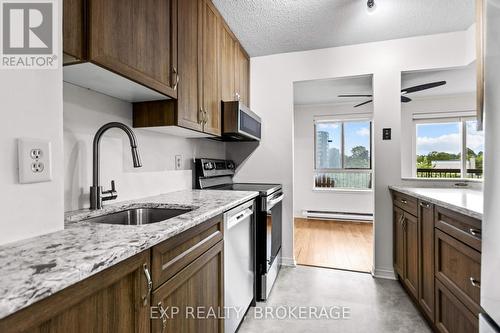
[313,115,373,190]
[412,115,481,179]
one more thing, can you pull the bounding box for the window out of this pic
[415,118,484,179]
[314,120,372,190]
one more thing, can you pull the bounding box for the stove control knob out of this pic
[204,162,214,170]
[227,161,235,169]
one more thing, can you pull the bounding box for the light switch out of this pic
[18,138,52,184]
[383,128,392,140]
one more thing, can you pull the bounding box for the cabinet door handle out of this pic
[198,108,204,124]
[420,202,430,208]
[469,228,481,238]
[399,215,405,226]
[172,66,180,91]
[204,110,208,124]
[235,92,241,101]
[142,264,152,306]
[470,277,481,288]
[158,301,168,333]
[400,199,408,204]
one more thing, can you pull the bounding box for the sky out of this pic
[416,121,484,156]
[317,121,371,156]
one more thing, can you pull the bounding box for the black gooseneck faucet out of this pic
[90,122,142,210]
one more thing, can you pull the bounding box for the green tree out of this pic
[345,146,369,168]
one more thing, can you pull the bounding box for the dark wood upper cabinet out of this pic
[63,0,84,63]
[220,24,250,108]
[176,0,203,132]
[201,0,221,136]
[63,0,178,101]
[134,0,233,137]
[220,23,236,102]
[235,44,250,107]
[418,201,435,322]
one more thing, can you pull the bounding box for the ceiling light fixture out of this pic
[366,0,376,14]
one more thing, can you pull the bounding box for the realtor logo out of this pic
[0,0,58,69]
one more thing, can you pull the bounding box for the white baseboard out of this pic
[371,267,397,280]
[281,256,297,267]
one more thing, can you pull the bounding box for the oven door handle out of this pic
[227,208,253,230]
[267,193,284,210]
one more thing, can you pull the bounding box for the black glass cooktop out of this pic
[210,183,281,196]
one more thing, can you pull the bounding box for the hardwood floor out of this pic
[294,218,373,273]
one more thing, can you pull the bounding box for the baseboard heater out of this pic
[302,210,373,222]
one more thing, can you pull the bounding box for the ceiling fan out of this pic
[338,81,447,108]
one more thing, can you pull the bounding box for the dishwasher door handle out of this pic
[227,208,253,230]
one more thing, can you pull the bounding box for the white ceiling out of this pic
[293,64,475,106]
[402,63,476,98]
[294,75,373,106]
[212,0,474,57]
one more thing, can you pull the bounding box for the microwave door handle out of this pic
[227,208,253,230]
[267,193,284,210]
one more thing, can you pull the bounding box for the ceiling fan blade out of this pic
[402,81,447,94]
[338,94,373,98]
[354,100,373,108]
[401,96,412,103]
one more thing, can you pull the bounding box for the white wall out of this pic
[0,6,64,245]
[401,93,476,177]
[293,103,374,217]
[237,27,476,273]
[64,83,225,211]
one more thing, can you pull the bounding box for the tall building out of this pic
[316,131,329,168]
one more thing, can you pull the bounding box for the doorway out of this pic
[292,75,375,273]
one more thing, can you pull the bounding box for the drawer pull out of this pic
[420,202,430,208]
[469,228,482,238]
[470,277,481,288]
[400,199,408,204]
[142,264,153,306]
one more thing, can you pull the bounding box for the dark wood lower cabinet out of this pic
[418,201,435,322]
[392,190,481,333]
[0,251,151,333]
[152,241,224,333]
[0,216,225,333]
[393,206,405,277]
[435,279,478,333]
[403,212,419,299]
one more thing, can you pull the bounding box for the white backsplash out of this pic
[63,82,225,212]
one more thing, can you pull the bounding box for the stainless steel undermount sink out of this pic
[84,207,192,225]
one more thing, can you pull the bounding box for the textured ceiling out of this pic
[212,0,474,57]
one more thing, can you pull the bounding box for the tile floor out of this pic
[238,266,432,333]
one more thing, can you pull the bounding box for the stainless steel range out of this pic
[195,158,283,302]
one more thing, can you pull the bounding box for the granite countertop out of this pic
[0,189,259,320]
[389,185,483,220]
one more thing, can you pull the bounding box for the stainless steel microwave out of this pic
[221,101,261,141]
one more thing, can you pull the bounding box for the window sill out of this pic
[313,187,373,193]
[401,177,483,183]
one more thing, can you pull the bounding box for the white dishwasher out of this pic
[224,200,255,333]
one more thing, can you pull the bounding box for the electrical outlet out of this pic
[175,155,182,170]
[18,138,52,184]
